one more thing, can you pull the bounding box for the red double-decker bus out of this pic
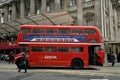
[15,25,104,69]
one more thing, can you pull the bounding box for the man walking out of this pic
[18,52,27,73]
[110,52,116,66]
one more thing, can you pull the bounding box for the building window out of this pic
[46,0,50,12]
[60,0,63,9]
[1,13,4,23]
[35,0,41,14]
[70,0,77,6]
[86,20,94,26]
[85,13,95,26]
[8,10,12,21]
[85,0,92,2]
[46,6,50,12]
[16,1,20,18]
[25,0,30,16]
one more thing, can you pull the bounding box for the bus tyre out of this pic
[72,59,84,69]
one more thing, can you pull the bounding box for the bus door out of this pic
[88,45,102,65]
[88,46,96,65]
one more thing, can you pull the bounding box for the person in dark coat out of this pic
[18,52,27,73]
[110,52,116,66]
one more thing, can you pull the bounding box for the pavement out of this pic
[103,62,120,67]
[0,61,120,80]
[0,61,120,71]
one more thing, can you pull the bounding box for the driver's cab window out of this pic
[20,46,30,53]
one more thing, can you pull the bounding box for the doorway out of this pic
[88,45,100,65]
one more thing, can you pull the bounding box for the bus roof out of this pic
[20,25,99,30]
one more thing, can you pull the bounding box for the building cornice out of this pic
[0,0,13,7]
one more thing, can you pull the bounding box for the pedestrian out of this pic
[110,51,116,66]
[18,52,27,73]
[8,51,13,63]
[11,53,15,63]
[0,52,2,61]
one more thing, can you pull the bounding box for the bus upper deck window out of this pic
[46,29,56,34]
[84,29,96,34]
[20,28,31,34]
[72,29,83,34]
[58,29,70,35]
[32,29,44,34]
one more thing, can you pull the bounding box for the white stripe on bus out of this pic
[18,42,102,45]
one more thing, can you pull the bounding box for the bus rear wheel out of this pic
[72,59,84,69]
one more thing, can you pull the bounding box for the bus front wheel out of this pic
[72,59,84,69]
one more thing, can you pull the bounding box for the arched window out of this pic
[85,12,95,26]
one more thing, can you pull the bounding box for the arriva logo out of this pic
[44,56,57,59]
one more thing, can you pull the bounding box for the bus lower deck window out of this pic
[45,47,56,52]
[31,47,44,52]
[72,47,83,52]
[58,47,70,52]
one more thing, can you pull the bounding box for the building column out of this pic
[50,0,54,12]
[95,0,104,34]
[0,12,1,23]
[54,0,60,11]
[20,0,25,18]
[41,0,46,13]
[62,0,68,10]
[11,1,16,20]
[76,0,83,25]
[4,5,8,22]
[30,0,35,16]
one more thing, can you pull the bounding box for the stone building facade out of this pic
[0,0,120,59]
